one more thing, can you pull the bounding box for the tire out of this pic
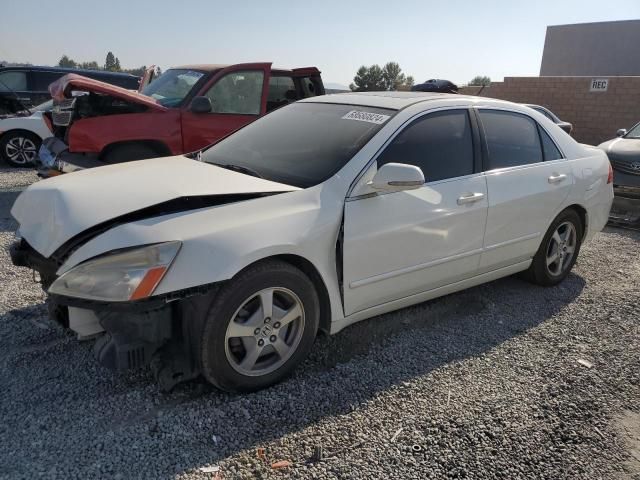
[200,260,320,392]
[102,143,159,164]
[522,208,583,286]
[0,131,41,167]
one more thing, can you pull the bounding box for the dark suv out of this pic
[0,66,140,115]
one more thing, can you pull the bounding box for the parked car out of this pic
[37,63,324,176]
[524,104,573,135]
[598,122,640,225]
[10,92,613,392]
[411,79,458,93]
[0,66,140,115]
[0,100,53,167]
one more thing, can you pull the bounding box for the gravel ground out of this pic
[0,167,639,480]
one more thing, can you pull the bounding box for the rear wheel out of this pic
[0,131,41,167]
[523,209,583,286]
[102,143,159,164]
[200,260,319,392]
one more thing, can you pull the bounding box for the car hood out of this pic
[598,138,640,159]
[11,155,299,258]
[49,73,167,112]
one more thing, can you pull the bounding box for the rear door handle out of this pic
[457,192,485,205]
[548,173,567,184]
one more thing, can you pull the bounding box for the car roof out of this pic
[172,64,229,73]
[0,65,138,78]
[302,91,483,110]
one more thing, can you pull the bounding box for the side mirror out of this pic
[190,96,212,114]
[617,128,627,137]
[369,163,425,192]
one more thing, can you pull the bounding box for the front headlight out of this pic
[49,241,181,302]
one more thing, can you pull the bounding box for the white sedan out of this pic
[0,100,53,167]
[10,92,613,392]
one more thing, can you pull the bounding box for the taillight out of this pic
[607,162,613,184]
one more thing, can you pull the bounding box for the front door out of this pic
[475,109,574,271]
[342,108,488,316]
[181,63,271,152]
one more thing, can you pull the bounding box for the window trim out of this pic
[347,106,481,198]
[474,107,565,173]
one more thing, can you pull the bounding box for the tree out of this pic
[79,61,100,70]
[104,51,117,71]
[58,55,77,68]
[350,62,414,91]
[114,57,121,72]
[405,76,415,87]
[468,75,491,86]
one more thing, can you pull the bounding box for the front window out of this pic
[204,71,264,115]
[625,122,640,139]
[202,102,395,188]
[141,69,205,107]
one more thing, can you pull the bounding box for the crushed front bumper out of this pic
[609,185,640,227]
[36,137,100,178]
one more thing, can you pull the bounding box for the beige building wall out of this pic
[460,76,640,145]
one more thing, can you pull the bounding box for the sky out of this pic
[1,0,639,88]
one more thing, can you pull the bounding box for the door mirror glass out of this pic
[190,96,212,114]
[369,163,425,192]
[617,128,627,137]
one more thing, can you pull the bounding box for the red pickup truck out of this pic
[39,63,324,175]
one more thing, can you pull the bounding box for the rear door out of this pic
[342,108,488,315]
[180,63,271,152]
[476,108,573,272]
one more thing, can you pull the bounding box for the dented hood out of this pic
[12,156,299,258]
[49,73,167,112]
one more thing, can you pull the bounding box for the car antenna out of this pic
[0,76,32,115]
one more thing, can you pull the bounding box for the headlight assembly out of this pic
[49,241,181,302]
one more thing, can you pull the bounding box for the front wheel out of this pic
[200,260,319,392]
[0,131,41,167]
[523,209,583,286]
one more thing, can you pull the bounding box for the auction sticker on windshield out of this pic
[342,110,390,125]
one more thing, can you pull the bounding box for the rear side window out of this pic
[0,71,27,91]
[539,127,563,161]
[32,71,64,91]
[377,109,474,182]
[479,110,543,169]
[267,76,297,112]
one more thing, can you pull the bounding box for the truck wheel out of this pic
[200,260,320,393]
[102,144,159,164]
[0,131,41,167]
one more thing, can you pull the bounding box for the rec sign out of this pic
[590,79,609,92]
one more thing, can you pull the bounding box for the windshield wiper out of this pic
[218,163,264,179]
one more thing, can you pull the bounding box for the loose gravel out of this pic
[0,168,639,480]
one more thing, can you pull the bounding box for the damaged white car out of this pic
[10,92,613,392]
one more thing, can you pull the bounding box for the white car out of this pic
[0,100,53,167]
[10,92,613,392]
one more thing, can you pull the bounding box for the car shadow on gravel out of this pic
[0,270,586,478]
[0,189,21,231]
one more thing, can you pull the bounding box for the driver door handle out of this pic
[457,192,485,205]
[548,173,567,184]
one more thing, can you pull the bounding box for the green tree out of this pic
[114,57,121,72]
[58,55,77,68]
[468,75,491,86]
[79,61,100,70]
[104,51,117,71]
[350,62,414,91]
[405,76,415,87]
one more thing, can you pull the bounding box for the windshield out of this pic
[141,69,205,107]
[32,100,53,112]
[625,122,640,139]
[201,102,395,188]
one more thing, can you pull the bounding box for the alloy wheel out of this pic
[5,136,37,165]
[224,287,305,377]
[546,221,577,276]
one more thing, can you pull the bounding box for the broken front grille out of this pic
[51,98,76,126]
